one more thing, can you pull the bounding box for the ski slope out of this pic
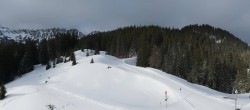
[1,50,250,110]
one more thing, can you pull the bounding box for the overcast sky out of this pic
[0,0,250,44]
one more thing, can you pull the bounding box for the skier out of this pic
[179,88,182,96]
[165,90,168,108]
[165,90,168,101]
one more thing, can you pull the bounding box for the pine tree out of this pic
[70,52,77,66]
[56,52,63,64]
[0,83,6,100]
[25,38,39,65]
[207,58,216,89]
[47,39,56,61]
[39,39,49,65]
[149,45,162,69]
[94,43,100,55]
[0,66,5,84]
[18,50,34,76]
[188,66,198,83]
[234,59,248,93]
[46,62,51,70]
[52,60,56,68]
[137,35,150,67]
[94,49,100,55]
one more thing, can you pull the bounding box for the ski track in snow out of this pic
[46,85,127,110]
[115,61,217,109]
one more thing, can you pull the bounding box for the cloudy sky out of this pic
[0,0,250,44]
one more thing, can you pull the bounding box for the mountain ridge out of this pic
[0,25,84,42]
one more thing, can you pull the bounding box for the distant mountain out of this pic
[0,25,84,42]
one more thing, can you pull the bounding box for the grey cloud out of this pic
[0,0,250,44]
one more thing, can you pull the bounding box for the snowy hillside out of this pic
[0,25,84,42]
[1,50,250,110]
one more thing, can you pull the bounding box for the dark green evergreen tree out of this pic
[94,48,100,55]
[52,60,56,68]
[0,83,6,100]
[149,45,162,69]
[136,35,150,67]
[56,52,63,64]
[39,39,49,65]
[70,52,77,66]
[25,38,39,65]
[46,62,51,70]
[18,49,34,76]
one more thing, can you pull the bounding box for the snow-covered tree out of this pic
[86,52,89,57]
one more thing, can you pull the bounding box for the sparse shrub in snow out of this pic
[86,52,89,57]
[90,58,94,64]
[0,84,6,100]
[46,104,56,110]
[90,50,94,55]
[81,48,85,52]
[56,55,63,64]
[63,57,67,63]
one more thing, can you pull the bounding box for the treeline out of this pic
[0,31,79,84]
[79,24,250,93]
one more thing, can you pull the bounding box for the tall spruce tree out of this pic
[18,49,34,76]
[0,84,7,100]
[137,35,150,67]
[94,48,100,55]
[39,39,49,65]
[46,61,51,70]
[70,52,77,66]
[25,38,39,65]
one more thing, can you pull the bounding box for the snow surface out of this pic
[1,50,250,110]
[210,35,223,44]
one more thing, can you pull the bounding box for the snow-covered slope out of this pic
[1,50,250,110]
[0,25,84,42]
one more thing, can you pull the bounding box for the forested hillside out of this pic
[0,31,79,84]
[79,24,250,93]
[1,24,250,93]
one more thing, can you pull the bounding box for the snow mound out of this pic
[123,57,137,66]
